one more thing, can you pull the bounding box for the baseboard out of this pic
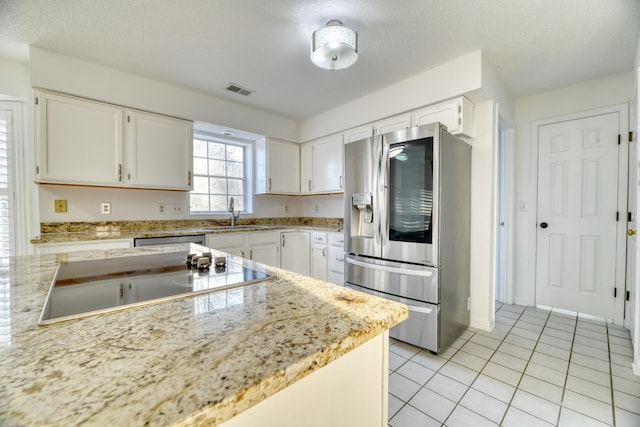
[514,297,529,306]
[633,359,640,377]
[470,316,495,332]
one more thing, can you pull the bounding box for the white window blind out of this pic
[0,110,13,346]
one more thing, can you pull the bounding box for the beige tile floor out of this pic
[388,302,640,426]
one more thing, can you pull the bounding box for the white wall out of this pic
[30,47,298,141]
[470,100,499,330]
[301,194,344,218]
[299,51,484,142]
[24,48,319,229]
[513,72,634,306]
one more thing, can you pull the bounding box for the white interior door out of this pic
[536,112,621,319]
[627,135,637,329]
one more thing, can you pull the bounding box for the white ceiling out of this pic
[1,0,639,120]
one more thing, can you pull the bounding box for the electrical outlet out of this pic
[172,203,183,215]
[101,202,111,215]
[158,202,166,214]
[283,204,288,213]
[54,199,67,213]
[315,204,319,213]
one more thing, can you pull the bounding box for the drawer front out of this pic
[328,246,345,274]
[345,282,440,353]
[345,254,439,304]
[328,232,345,247]
[247,231,280,246]
[207,232,245,248]
[311,232,327,244]
[328,272,344,286]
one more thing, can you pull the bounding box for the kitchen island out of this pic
[0,244,407,426]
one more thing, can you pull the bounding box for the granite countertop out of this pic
[0,244,407,426]
[30,218,343,244]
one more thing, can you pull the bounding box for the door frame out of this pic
[527,103,629,325]
[496,121,515,304]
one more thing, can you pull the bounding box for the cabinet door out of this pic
[35,90,123,186]
[126,110,193,190]
[311,244,328,281]
[207,233,246,257]
[374,114,411,135]
[248,231,280,267]
[250,244,280,267]
[313,135,344,193]
[280,232,309,276]
[255,138,300,194]
[413,97,474,137]
[300,143,313,194]
[344,124,373,144]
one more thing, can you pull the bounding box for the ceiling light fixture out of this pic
[310,19,358,71]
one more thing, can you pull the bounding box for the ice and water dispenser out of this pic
[350,192,374,237]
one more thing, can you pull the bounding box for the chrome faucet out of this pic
[229,197,240,227]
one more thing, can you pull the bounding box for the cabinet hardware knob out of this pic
[628,229,637,236]
[539,222,548,229]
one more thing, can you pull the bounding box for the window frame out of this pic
[189,132,253,215]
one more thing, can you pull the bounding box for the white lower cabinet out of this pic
[33,239,133,255]
[280,231,310,276]
[246,232,280,266]
[206,232,280,268]
[207,232,246,258]
[220,331,389,427]
[310,232,327,281]
[328,232,345,286]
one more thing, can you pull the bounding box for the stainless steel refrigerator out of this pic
[344,122,471,353]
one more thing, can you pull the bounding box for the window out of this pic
[190,135,251,214]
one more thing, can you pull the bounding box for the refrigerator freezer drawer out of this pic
[345,282,440,353]
[345,254,439,303]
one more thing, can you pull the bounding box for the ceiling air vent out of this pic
[225,83,254,96]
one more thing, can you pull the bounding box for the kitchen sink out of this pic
[38,251,272,325]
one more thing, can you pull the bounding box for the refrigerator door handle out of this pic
[406,304,433,314]
[346,256,434,277]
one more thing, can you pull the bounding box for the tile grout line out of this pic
[497,307,554,426]
[606,322,616,427]
[440,306,531,426]
[553,312,578,427]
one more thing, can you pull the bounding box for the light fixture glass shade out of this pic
[311,20,358,70]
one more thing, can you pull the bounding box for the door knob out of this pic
[540,222,548,229]
[629,229,637,236]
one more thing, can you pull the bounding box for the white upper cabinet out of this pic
[343,124,373,144]
[312,134,344,193]
[125,110,193,190]
[255,137,300,194]
[413,96,474,137]
[300,143,313,194]
[34,89,193,190]
[373,114,412,135]
[300,134,344,194]
[35,90,124,186]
